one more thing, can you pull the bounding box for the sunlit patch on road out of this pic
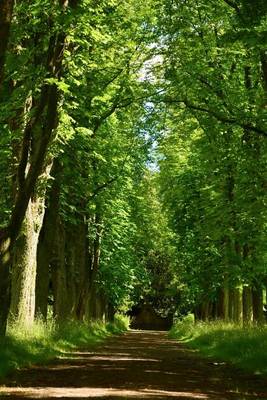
[0,386,209,398]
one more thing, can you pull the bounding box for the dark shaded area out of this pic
[1,331,267,399]
[129,304,173,331]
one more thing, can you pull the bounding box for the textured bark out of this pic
[63,228,76,319]
[107,303,115,322]
[35,178,61,320]
[35,212,51,320]
[242,286,253,326]
[86,287,106,322]
[9,195,46,325]
[95,294,107,322]
[47,178,69,320]
[252,286,264,324]
[194,305,201,321]
[51,222,69,320]
[0,0,14,88]
[199,301,210,321]
[0,233,12,335]
[35,241,50,319]
[260,50,267,105]
[0,0,79,335]
[228,288,234,321]
[217,285,230,321]
[85,213,103,321]
[86,284,97,320]
[65,221,89,320]
[232,287,243,324]
[222,285,230,322]
[36,164,90,322]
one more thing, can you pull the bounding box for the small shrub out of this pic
[114,314,130,330]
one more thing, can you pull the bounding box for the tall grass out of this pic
[170,319,267,375]
[0,314,129,379]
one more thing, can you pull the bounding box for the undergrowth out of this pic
[0,314,129,379]
[169,319,267,375]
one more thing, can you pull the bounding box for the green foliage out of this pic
[170,321,267,375]
[155,0,267,314]
[130,171,180,314]
[1,0,267,333]
[108,314,130,332]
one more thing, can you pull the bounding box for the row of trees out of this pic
[0,0,168,335]
[0,0,266,336]
[156,0,267,324]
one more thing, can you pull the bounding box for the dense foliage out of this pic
[0,0,266,337]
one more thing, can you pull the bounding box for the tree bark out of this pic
[217,285,230,321]
[95,293,106,322]
[200,301,210,321]
[48,176,69,320]
[242,286,253,326]
[9,195,46,325]
[65,220,89,320]
[252,285,264,324]
[0,233,12,335]
[35,224,50,320]
[260,49,267,105]
[85,213,103,321]
[232,287,243,324]
[0,0,14,89]
[0,0,79,335]
[228,287,235,321]
[51,222,69,320]
[107,303,115,322]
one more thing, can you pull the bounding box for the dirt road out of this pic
[1,330,267,399]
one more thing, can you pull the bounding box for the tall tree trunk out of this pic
[86,284,97,321]
[9,195,46,325]
[218,285,230,322]
[232,287,243,324]
[51,220,69,320]
[107,303,115,322]
[0,0,79,335]
[96,293,107,322]
[200,301,210,321]
[85,213,103,321]
[228,287,235,321]
[252,285,264,325]
[0,233,12,335]
[223,285,230,322]
[87,289,106,322]
[0,0,14,89]
[242,286,253,326]
[35,211,51,320]
[260,50,267,106]
[48,177,69,320]
[64,220,89,320]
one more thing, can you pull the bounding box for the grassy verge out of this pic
[0,314,129,379]
[169,319,267,375]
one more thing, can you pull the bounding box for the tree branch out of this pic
[222,0,240,14]
[89,139,136,200]
[165,97,267,137]
[0,0,14,90]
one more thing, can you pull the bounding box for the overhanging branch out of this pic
[165,97,267,137]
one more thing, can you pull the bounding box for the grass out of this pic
[169,318,267,375]
[0,314,129,379]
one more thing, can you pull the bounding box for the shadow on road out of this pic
[1,331,267,399]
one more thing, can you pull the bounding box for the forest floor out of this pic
[0,330,267,400]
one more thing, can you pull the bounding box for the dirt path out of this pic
[0,330,267,399]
